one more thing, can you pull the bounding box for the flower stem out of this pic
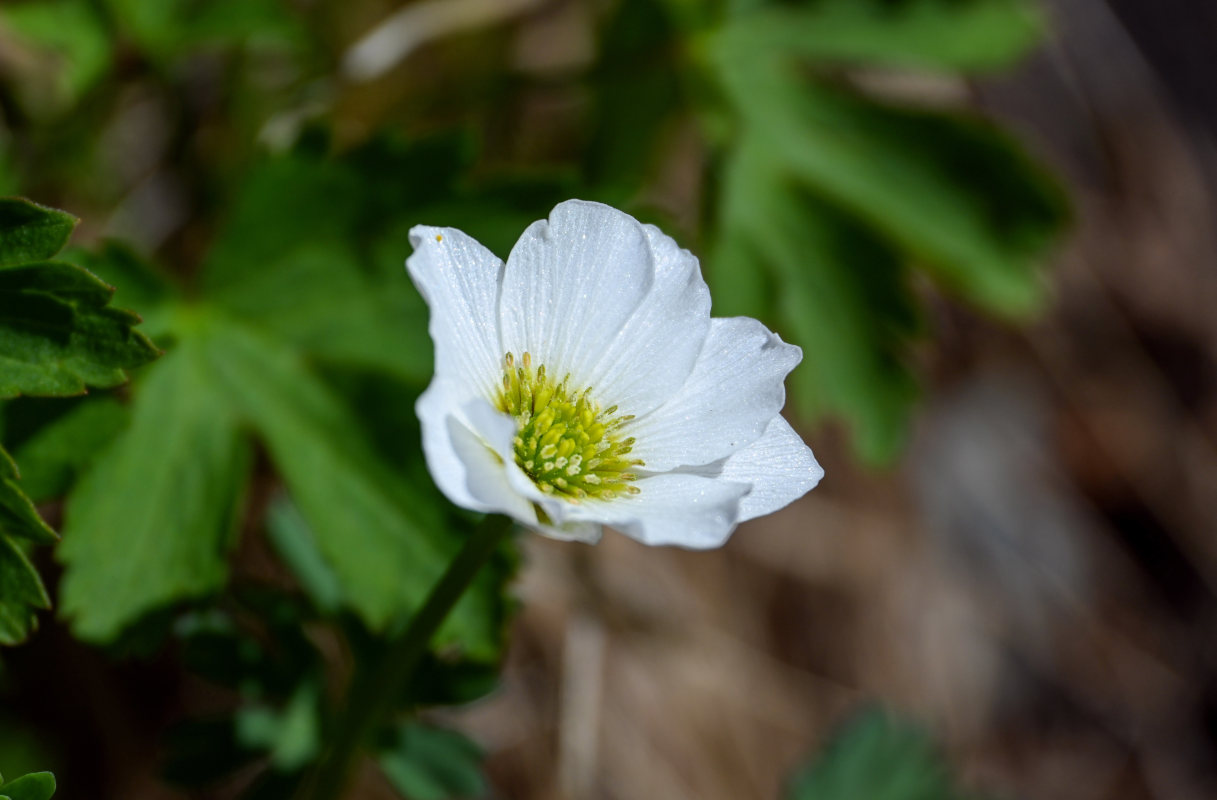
[298,514,514,800]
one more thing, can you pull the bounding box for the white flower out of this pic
[407,200,823,548]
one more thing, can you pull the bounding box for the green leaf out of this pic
[8,396,129,502]
[0,533,51,646]
[713,62,1067,316]
[703,34,1067,460]
[785,709,982,800]
[716,140,920,462]
[0,204,161,400]
[715,0,1044,74]
[0,445,58,544]
[378,722,485,800]
[584,0,684,191]
[0,200,76,268]
[212,239,432,380]
[58,339,251,642]
[0,771,56,800]
[200,322,506,656]
[203,154,433,381]
[0,261,161,398]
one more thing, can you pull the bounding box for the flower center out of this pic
[495,352,642,501]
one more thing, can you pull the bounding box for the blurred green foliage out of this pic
[784,709,992,800]
[0,0,1066,795]
[378,722,485,800]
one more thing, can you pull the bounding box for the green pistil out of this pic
[495,352,643,501]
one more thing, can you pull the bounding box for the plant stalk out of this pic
[298,514,513,799]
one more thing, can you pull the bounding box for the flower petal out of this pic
[585,223,712,416]
[685,415,823,522]
[407,226,505,398]
[627,317,802,471]
[568,473,750,549]
[460,398,602,542]
[498,201,653,405]
[416,378,534,520]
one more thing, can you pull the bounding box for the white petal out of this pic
[586,223,712,416]
[416,378,534,520]
[686,415,823,522]
[458,399,578,524]
[407,226,504,398]
[460,399,602,542]
[568,473,750,549]
[627,317,802,471]
[498,201,652,403]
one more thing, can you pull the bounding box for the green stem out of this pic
[298,514,514,800]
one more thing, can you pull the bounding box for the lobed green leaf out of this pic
[58,340,250,642]
[0,200,76,268]
[0,444,58,544]
[716,139,920,462]
[203,154,433,381]
[0,201,161,401]
[0,533,51,646]
[201,322,506,656]
[715,60,1066,316]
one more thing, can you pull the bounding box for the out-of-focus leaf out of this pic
[715,0,1043,73]
[105,0,302,58]
[378,722,485,800]
[265,494,344,615]
[200,322,508,656]
[785,709,986,800]
[0,533,51,647]
[703,29,1066,460]
[0,200,76,268]
[711,59,1067,317]
[584,0,683,193]
[58,339,250,642]
[203,153,433,381]
[8,397,128,502]
[717,139,920,462]
[235,680,321,772]
[0,0,111,109]
[0,771,56,800]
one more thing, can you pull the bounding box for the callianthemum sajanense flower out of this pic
[407,200,823,547]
